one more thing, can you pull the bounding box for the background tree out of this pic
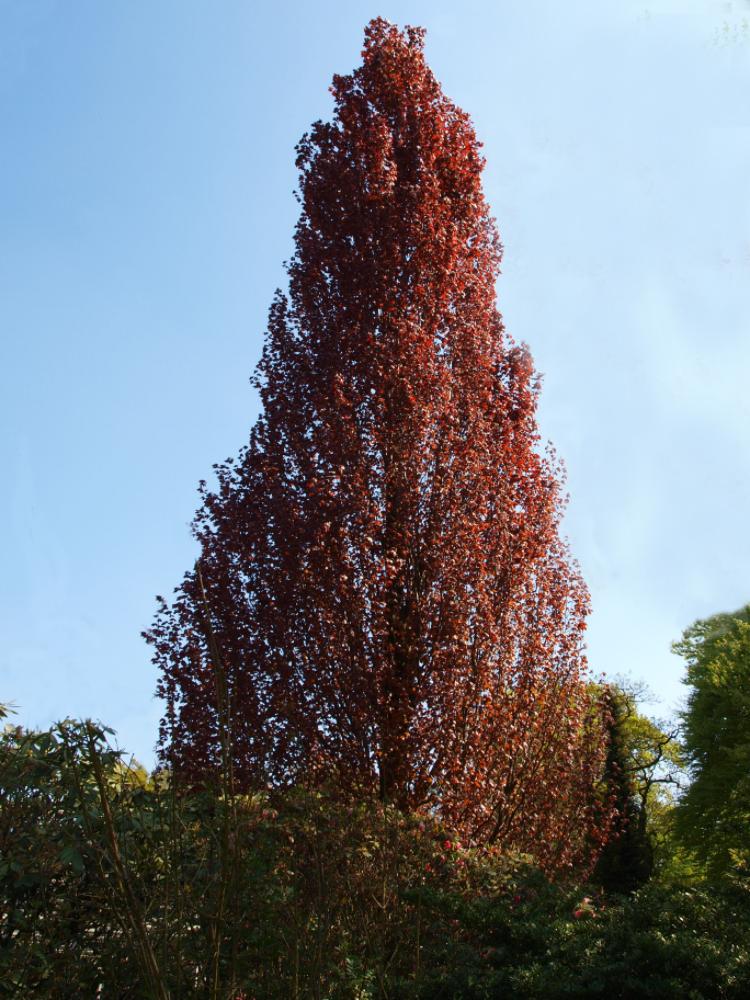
[146,18,611,870]
[592,683,683,891]
[615,681,685,876]
[673,604,750,879]
[592,686,652,893]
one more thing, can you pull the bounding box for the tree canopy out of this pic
[592,682,683,892]
[673,604,750,878]
[146,18,611,870]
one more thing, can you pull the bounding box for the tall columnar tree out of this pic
[147,19,611,870]
[593,687,655,893]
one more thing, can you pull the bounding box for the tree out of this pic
[592,687,651,893]
[146,18,611,870]
[673,604,750,878]
[612,681,685,875]
[592,683,683,891]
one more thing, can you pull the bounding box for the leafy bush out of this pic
[397,879,750,999]
[2,713,749,998]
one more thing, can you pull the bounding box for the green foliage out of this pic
[588,682,685,891]
[0,717,142,997]
[593,687,654,893]
[397,880,750,999]
[673,606,750,878]
[0,716,527,998]
[614,683,683,822]
[2,712,749,998]
[519,880,750,999]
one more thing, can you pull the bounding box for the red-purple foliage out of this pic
[146,19,612,871]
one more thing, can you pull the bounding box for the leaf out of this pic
[59,844,85,875]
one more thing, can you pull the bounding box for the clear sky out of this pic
[2,0,749,767]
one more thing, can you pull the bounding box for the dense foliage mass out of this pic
[673,605,750,879]
[147,18,609,870]
[0,711,748,1000]
[592,683,684,890]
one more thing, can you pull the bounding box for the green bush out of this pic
[2,714,749,999]
[398,879,750,999]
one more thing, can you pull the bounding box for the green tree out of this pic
[673,605,750,879]
[614,681,684,874]
[593,683,684,891]
[592,687,652,892]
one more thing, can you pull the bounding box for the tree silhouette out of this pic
[593,687,655,893]
[146,18,611,870]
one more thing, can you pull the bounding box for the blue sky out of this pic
[2,0,749,766]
